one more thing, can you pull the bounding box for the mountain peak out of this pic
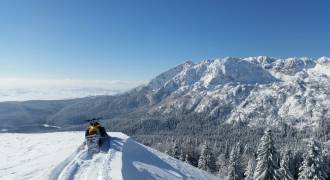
[1,56,329,133]
[183,60,195,65]
[317,56,330,65]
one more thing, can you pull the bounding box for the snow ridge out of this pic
[144,56,330,129]
[0,132,218,180]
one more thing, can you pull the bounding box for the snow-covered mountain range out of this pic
[143,56,330,129]
[0,56,329,132]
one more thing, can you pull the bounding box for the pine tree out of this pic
[185,154,192,165]
[183,137,197,167]
[244,158,256,180]
[227,146,243,180]
[170,141,180,159]
[217,153,228,177]
[298,139,328,180]
[278,149,294,180]
[165,149,170,155]
[236,141,243,155]
[179,149,185,161]
[292,150,303,179]
[198,143,208,171]
[240,145,252,174]
[253,129,280,180]
[224,141,230,159]
[198,142,216,172]
[322,148,330,179]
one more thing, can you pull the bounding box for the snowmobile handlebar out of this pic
[86,117,103,122]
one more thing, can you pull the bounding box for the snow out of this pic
[145,56,330,129]
[0,132,84,180]
[43,124,61,128]
[309,63,330,77]
[0,132,217,180]
[1,56,328,131]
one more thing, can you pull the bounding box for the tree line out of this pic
[135,126,330,180]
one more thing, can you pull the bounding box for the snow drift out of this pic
[0,132,217,180]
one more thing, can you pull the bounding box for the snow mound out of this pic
[0,132,217,180]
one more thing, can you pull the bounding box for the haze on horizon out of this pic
[0,0,329,101]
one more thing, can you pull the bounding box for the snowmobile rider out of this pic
[85,121,108,138]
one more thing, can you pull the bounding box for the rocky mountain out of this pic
[143,56,330,130]
[1,56,329,133]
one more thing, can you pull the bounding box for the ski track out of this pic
[50,137,124,180]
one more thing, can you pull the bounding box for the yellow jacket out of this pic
[88,124,101,135]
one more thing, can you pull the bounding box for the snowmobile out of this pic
[85,117,109,153]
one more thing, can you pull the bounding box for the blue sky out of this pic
[0,0,329,82]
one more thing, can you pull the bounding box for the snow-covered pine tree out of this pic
[198,142,216,172]
[183,137,197,166]
[184,154,192,165]
[244,158,256,180]
[236,141,243,155]
[253,128,280,180]
[208,148,217,173]
[217,153,228,177]
[227,145,243,180]
[298,139,328,180]
[322,148,330,179]
[278,149,294,180]
[292,150,303,179]
[243,144,249,156]
[240,145,252,174]
[165,149,170,155]
[170,141,180,159]
[224,141,230,159]
[198,143,208,171]
[179,149,185,161]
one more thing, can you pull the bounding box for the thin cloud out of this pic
[0,78,147,102]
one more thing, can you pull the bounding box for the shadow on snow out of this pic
[121,138,187,180]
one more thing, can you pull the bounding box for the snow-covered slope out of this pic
[0,56,329,131]
[143,56,330,129]
[0,132,217,180]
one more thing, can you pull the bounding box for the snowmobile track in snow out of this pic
[49,137,123,180]
[1,132,218,180]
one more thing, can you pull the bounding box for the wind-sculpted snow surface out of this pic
[0,132,83,179]
[0,132,218,180]
[122,138,216,180]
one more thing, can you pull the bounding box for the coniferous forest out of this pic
[131,118,330,180]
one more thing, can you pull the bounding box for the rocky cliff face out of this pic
[139,56,329,130]
[1,56,329,132]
